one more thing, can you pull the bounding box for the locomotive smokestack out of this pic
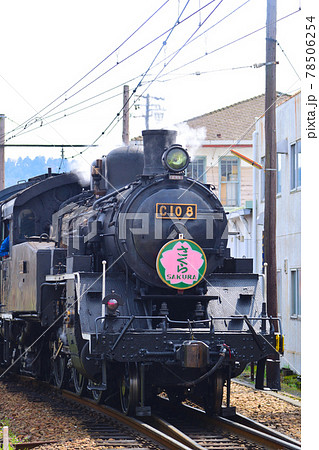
[142,129,177,175]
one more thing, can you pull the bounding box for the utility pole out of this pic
[122,85,130,146]
[0,114,5,190]
[264,0,280,390]
[134,94,164,130]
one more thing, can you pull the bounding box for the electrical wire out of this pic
[4,0,216,142]
[146,61,272,84]
[3,0,171,141]
[18,0,215,139]
[140,0,225,89]
[0,9,302,382]
[67,0,223,160]
[3,0,223,143]
[73,4,299,160]
[156,8,301,80]
[0,72,67,149]
[4,4,298,145]
[66,0,199,159]
[66,5,300,162]
[146,0,251,77]
[277,40,301,80]
[135,0,192,92]
[3,0,244,144]
[2,5,301,163]
[44,78,140,121]
[7,91,124,140]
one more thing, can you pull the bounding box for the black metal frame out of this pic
[91,314,281,367]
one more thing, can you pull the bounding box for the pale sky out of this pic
[1,0,303,164]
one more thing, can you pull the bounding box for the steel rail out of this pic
[215,414,301,450]
[230,412,301,448]
[62,390,191,450]
[162,399,301,450]
[63,388,301,450]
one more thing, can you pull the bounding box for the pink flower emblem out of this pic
[159,241,205,285]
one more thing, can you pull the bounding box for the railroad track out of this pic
[2,376,301,449]
[62,389,302,450]
[150,397,302,450]
[2,378,163,450]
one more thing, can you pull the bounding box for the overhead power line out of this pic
[4,0,215,142]
[21,4,298,143]
[277,40,301,80]
[2,4,301,154]
[149,0,251,75]
[3,144,97,148]
[68,0,225,160]
[2,0,245,143]
[157,7,301,79]
[67,0,201,160]
[3,0,170,140]
[154,60,278,82]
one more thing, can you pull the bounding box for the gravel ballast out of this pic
[0,379,301,448]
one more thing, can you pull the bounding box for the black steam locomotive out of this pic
[0,129,283,415]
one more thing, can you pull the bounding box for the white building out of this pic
[185,92,301,374]
[254,91,301,374]
[184,95,269,262]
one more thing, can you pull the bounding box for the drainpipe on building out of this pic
[252,130,258,273]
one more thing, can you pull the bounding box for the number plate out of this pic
[156,203,197,220]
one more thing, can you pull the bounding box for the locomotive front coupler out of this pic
[175,340,228,369]
[176,345,227,388]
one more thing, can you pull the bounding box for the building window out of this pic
[219,157,240,207]
[290,140,301,190]
[186,157,206,182]
[291,268,301,317]
[277,153,282,194]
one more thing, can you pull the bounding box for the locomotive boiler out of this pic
[0,129,283,416]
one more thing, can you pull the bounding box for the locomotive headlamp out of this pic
[162,145,190,173]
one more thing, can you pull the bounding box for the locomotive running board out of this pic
[46,273,76,281]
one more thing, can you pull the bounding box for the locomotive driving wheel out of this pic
[87,381,106,404]
[52,340,68,389]
[120,363,140,415]
[72,368,87,396]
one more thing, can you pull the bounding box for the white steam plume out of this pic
[173,123,206,159]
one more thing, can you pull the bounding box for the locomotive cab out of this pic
[0,172,83,373]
